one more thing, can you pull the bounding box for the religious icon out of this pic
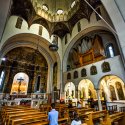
[110,85,117,100]
[102,62,111,72]
[74,71,78,79]
[81,68,87,77]
[116,82,125,100]
[90,65,97,75]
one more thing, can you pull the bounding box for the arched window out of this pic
[65,35,68,45]
[74,71,78,79]
[81,68,87,77]
[106,43,115,58]
[67,73,71,80]
[77,21,81,32]
[0,71,5,91]
[15,17,23,29]
[95,7,101,21]
[39,25,43,35]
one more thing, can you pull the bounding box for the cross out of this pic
[17,77,24,94]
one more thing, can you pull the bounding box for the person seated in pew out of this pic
[88,98,95,108]
[71,112,81,125]
[77,101,82,108]
[48,103,59,125]
[68,100,73,108]
[60,99,65,104]
[34,101,39,109]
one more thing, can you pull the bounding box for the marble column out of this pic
[96,88,102,111]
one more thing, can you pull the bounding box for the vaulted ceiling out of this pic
[11,0,101,38]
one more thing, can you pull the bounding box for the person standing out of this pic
[48,103,58,125]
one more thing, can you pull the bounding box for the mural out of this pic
[109,85,117,101]
[116,82,125,100]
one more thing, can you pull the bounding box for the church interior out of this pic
[0,0,125,124]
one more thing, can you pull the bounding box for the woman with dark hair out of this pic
[71,112,82,125]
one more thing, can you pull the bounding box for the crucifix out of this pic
[17,77,24,94]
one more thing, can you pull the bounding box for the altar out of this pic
[10,73,29,95]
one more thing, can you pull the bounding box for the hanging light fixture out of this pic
[49,0,58,51]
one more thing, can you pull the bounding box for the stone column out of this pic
[114,85,119,100]
[0,0,12,42]
[96,88,102,111]
[47,64,53,103]
[2,67,10,92]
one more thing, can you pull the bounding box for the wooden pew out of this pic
[3,109,39,123]
[39,104,51,113]
[7,112,47,125]
[11,114,47,125]
[76,108,94,116]
[17,117,69,125]
[106,112,125,125]
[1,106,46,124]
[85,110,107,125]
[55,106,69,118]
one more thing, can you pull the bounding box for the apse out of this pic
[1,47,48,94]
[10,72,29,95]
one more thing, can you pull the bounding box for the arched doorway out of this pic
[10,72,29,95]
[78,79,96,100]
[99,75,125,102]
[64,82,75,101]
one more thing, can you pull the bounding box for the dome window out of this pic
[42,4,49,11]
[57,9,64,14]
[71,1,76,8]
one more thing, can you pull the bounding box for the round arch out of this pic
[99,75,125,101]
[64,82,75,101]
[78,79,96,100]
[0,33,62,93]
[63,26,115,72]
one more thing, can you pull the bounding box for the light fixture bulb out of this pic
[1,57,6,61]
